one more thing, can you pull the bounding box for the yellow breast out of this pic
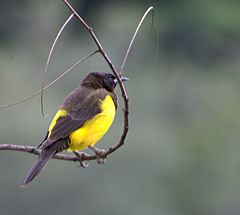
[68,95,116,151]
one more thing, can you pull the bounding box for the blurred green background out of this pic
[1,0,240,214]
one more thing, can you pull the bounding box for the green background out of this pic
[1,0,240,214]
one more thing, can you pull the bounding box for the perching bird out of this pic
[21,72,128,187]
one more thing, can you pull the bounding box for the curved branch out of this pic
[120,6,154,76]
[41,13,74,117]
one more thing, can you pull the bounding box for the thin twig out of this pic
[41,13,74,117]
[0,50,98,110]
[156,27,159,59]
[120,6,154,76]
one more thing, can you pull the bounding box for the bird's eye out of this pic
[108,76,114,83]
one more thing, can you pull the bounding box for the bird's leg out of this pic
[88,146,106,164]
[74,151,89,168]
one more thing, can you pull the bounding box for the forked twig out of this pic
[0,1,154,164]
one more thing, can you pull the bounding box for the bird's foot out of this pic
[74,151,89,168]
[88,146,106,164]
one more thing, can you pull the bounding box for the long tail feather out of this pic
[21,149,56,187]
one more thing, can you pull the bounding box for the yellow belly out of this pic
[68,95,116,151]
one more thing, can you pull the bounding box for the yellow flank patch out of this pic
[68,95,116,151]
[48,109,68,138]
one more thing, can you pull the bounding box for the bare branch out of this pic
[0,143,119,162]
[63,1,121,85]
[120,6,154,76]
[41,13,74,117]
[0,144,95,162]
[0,50,98,110]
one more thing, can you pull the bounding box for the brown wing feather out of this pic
[41,87,117,149]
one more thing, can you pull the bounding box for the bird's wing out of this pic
[41,88,114,148]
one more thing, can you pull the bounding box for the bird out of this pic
[21,72,128,187]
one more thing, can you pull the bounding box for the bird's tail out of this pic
[21,149,56,187]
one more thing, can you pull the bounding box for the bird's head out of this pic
[81,72,128,92]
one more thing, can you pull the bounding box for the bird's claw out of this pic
[79,160,89,168]
[74,151,89,168]
[89,146,107,164]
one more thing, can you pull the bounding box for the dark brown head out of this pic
[81,72,128,92]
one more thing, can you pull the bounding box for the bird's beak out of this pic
[121,76,129,82]
[114,76,129,84]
